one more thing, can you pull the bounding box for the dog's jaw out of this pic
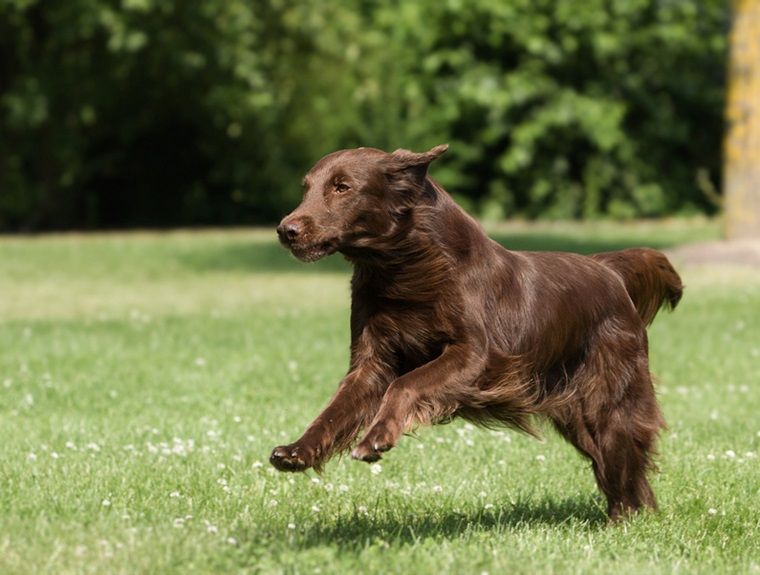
[290,239,338,262]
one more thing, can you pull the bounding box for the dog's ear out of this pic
[387,144,448,185]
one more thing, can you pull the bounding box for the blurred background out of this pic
[0,0,745,232]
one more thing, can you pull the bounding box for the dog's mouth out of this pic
[289,239,338,262]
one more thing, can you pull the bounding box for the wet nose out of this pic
[276,220,303,243]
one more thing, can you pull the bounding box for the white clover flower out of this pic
[233,415,242,423]
[287,523,296,530]
[484,503,494,510]
[432,485,443,493]
[102,499,111,507]
[269,499,278,507]
[707,508,717,515]
[194,357,207,367]
[535,454,546,462]
[27,452,37,461]
[338,484,349,493]
[252,461,263,469]
[169,491,181,498]
[65,441,77,450]
[206,524,218,534]
[311,477,321,484]
[370,463,382,475]
[725,450,736,459]
[173,518,185,528]
[311,505,320,513]
[226,537,237,545]
[357,505,368,514]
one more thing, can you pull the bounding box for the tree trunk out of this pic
[724,0,760,239]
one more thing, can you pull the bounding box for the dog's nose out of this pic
[277,220,302,243]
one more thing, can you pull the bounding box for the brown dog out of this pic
[270,144,682,520]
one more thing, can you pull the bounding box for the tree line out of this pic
[0,0,728,230]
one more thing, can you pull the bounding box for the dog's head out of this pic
[277,144,448,262]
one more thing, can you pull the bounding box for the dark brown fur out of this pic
[270,145,683,520]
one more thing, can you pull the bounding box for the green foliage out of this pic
[0,0,727,229]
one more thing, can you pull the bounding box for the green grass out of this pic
[1,219,758,574]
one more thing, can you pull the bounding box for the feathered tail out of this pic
[592,248,683,325]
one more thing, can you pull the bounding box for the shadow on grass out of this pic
[295,496,607,550]
[179,230,680,274]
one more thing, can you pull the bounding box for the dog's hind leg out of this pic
[552,350,664,520]
[594,374,663,520]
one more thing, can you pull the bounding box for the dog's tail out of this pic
[592,248,683,326]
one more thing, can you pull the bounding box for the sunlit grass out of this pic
[0,219,757,574]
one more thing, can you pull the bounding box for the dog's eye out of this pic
[335,182,350,194]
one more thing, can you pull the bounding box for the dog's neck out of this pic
[346,190,482,303]
[349,235,451,303]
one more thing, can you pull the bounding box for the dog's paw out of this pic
[269,444,313,472]
[351,427,394,463]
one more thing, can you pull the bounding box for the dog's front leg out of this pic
[351,343,485,462]
[270,365,390,472]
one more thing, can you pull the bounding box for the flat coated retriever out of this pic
[271,144,682,520]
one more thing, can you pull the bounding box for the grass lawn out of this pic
[1,219,758,574]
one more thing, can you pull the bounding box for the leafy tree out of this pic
[0,0,729,230]
[353,0,728,219]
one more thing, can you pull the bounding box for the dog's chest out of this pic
[363,301,449,371]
